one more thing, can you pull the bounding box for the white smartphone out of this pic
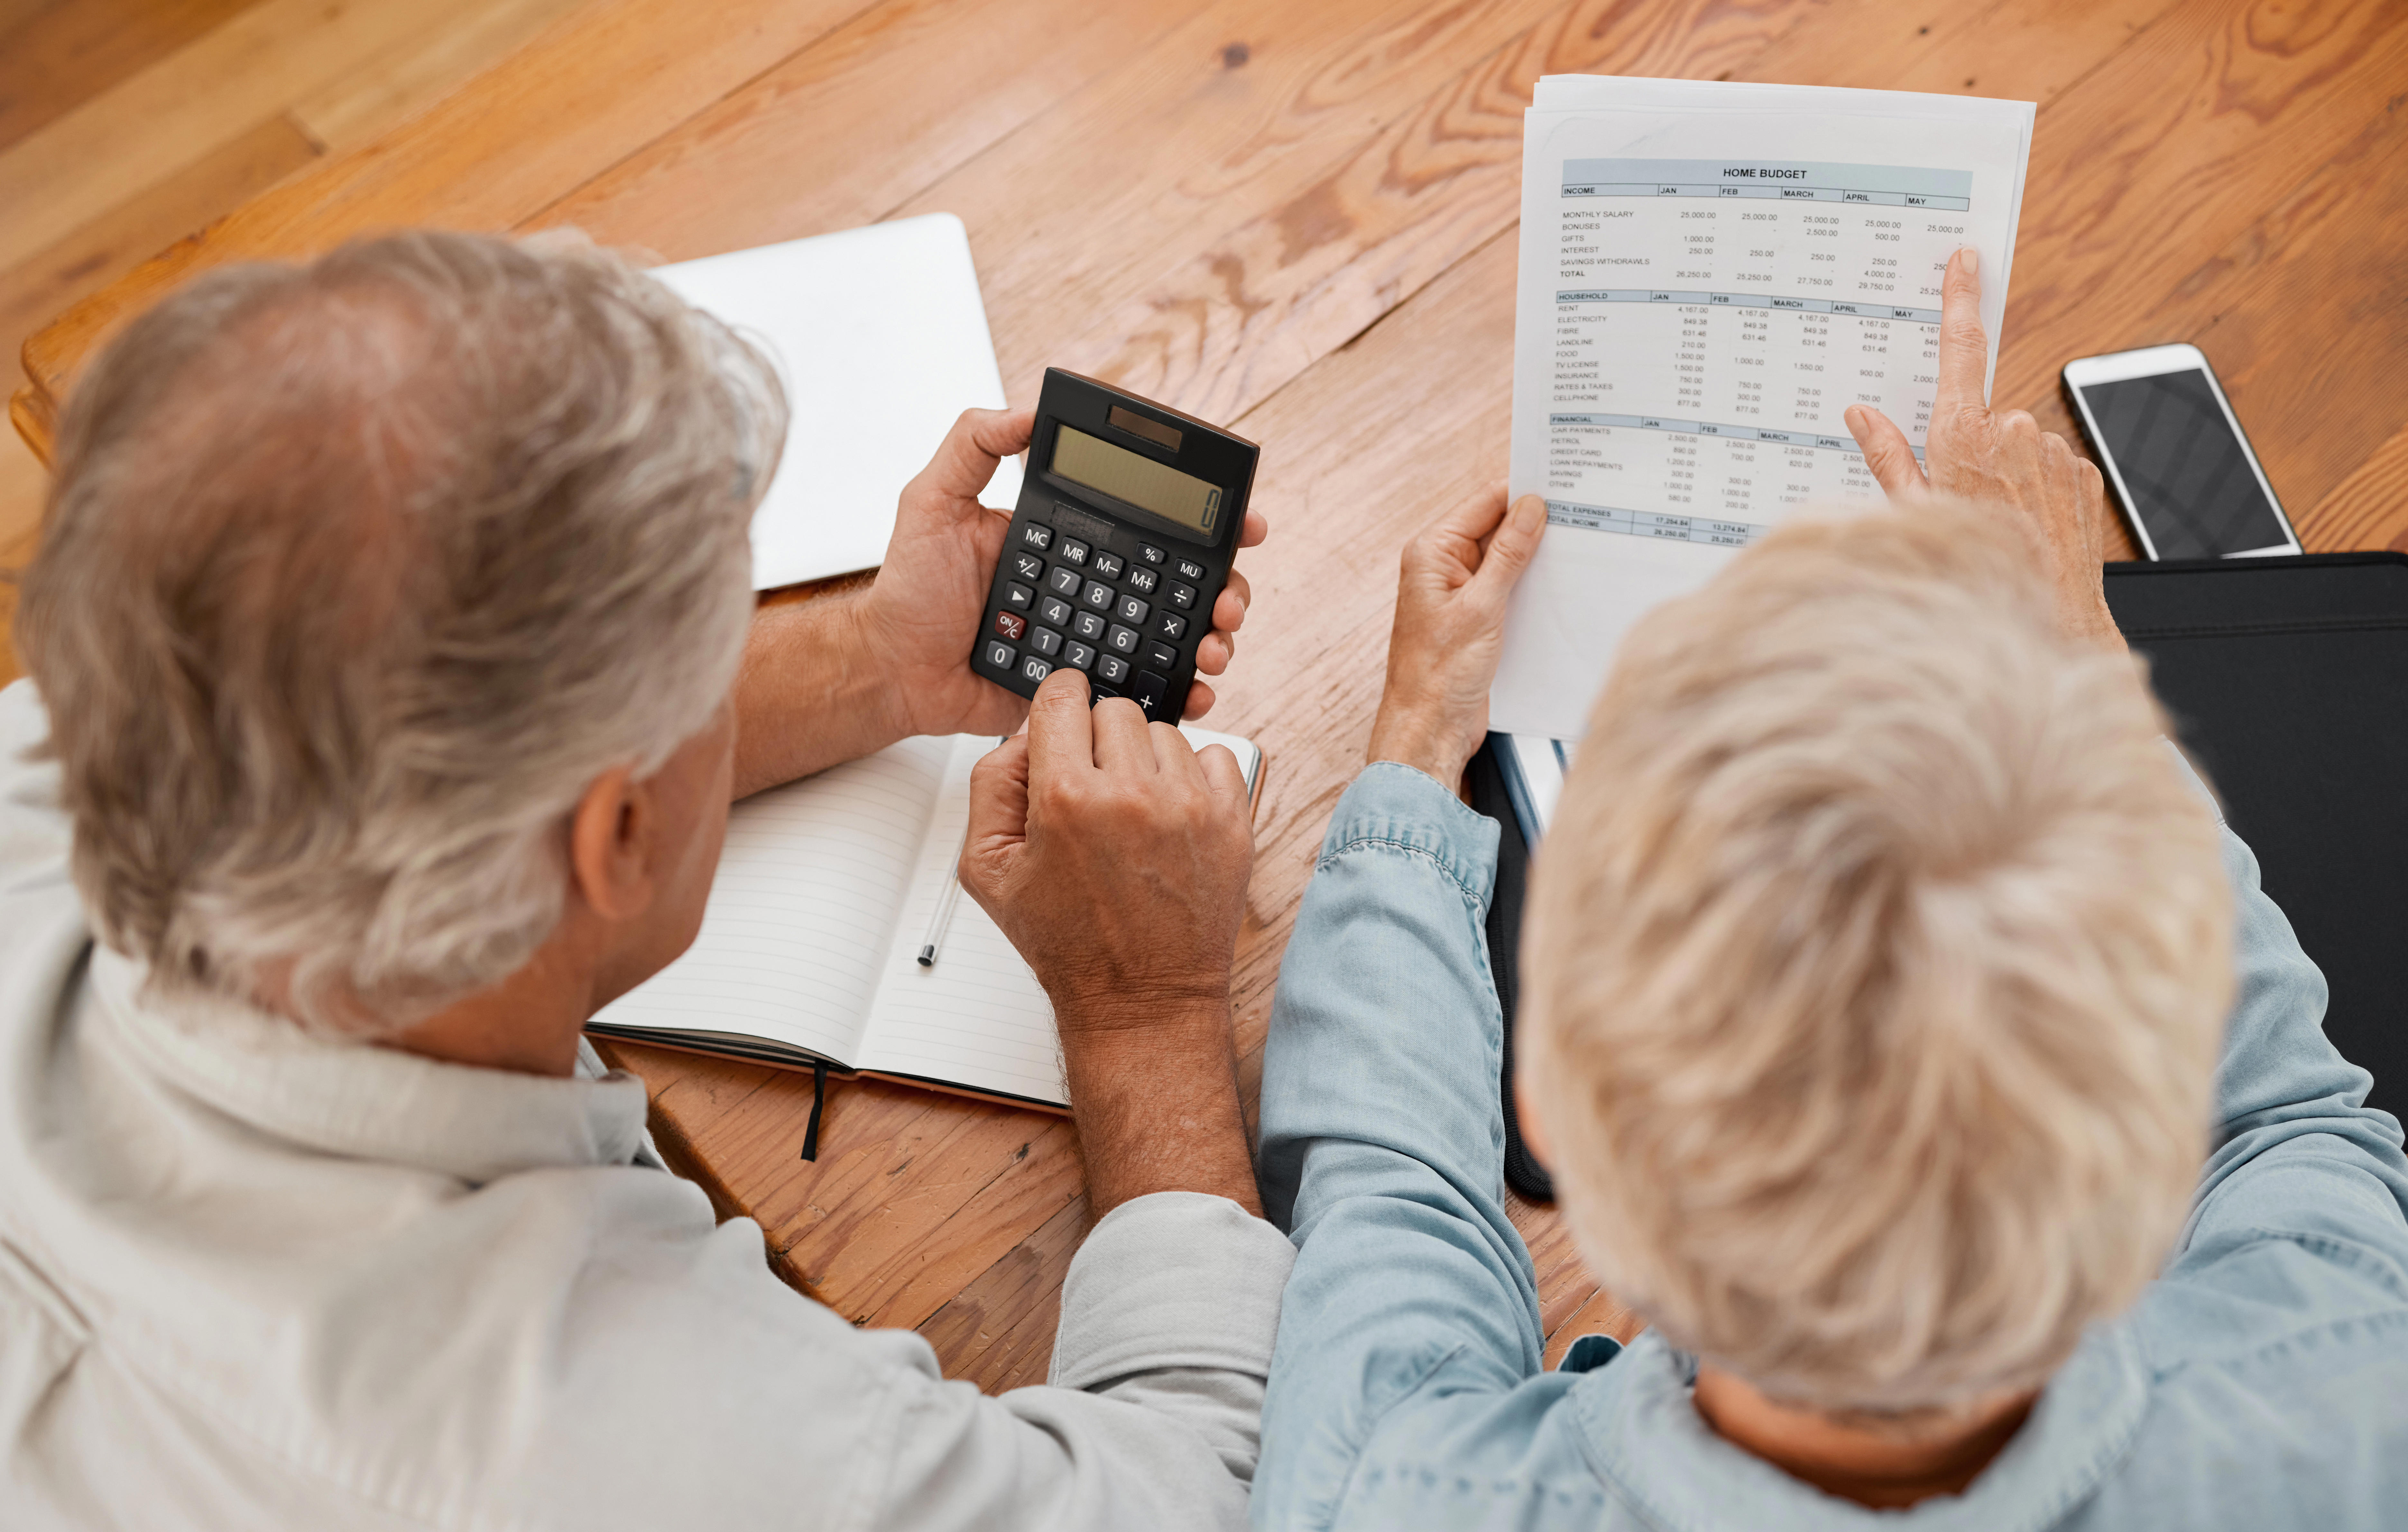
[2061,343,2299,560]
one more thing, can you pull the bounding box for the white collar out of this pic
[88,945,650,1184]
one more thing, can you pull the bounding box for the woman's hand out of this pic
[1844,249,2123,653]
[1365,488,1548,792]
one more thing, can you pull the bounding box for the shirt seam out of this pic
[1315,835,1488,914]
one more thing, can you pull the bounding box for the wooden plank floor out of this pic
[11,0,2407,1391]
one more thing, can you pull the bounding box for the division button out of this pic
[1166,581,1196,611]
[1030,626,1063,657]
[1002,582,1034,611]
[992,610,1027,640]
[984,640,1015,670]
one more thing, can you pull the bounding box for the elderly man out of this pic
[0,230,1290,1528]
[1253,249,2408,1529]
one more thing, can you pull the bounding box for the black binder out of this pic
[1475,551,2408,1204]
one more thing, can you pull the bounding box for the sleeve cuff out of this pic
[1049,1191,1297,1390]
[1318,761,1503,913]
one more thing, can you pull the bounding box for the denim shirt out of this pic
[1255,762,2408,1531]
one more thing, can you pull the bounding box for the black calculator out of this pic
[973,369,1259,722]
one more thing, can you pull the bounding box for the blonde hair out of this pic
[1521,503,2231,1411]
[16,229,783,1034]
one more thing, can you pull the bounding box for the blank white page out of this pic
[590,736,953,1065]
[856,737,1066,1107]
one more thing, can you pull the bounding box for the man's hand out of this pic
[1844,250,2124,653]
[1364,488,1548,792]
[960,669,1259,1215]
[862,408,1271,737]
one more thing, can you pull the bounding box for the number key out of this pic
[1064,640,1096,671]
[1030,626,1063,657]
[1082,578,1115,612]
[1114,593,1150,626]
[1096,652,1130,684]
[1040,595,1073,627]
[1105,623,1141,656]
[1020,655,1052,684]
[984,640,1016,671]
[1047,566,1082,598]
[1073,610,1106,641]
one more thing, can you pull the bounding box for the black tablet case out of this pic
[1474,551,2408,1204]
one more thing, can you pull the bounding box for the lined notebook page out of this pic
[590,735,953,1064]
[856,737,1066,1106]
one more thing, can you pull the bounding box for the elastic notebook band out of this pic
[799,1060,829,1162]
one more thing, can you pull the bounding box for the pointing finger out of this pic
[1465,493,1548,609]
[1932,248,1989,420]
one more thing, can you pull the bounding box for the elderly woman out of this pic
[0,231,1287,1528]
[1252,251,2408,1529]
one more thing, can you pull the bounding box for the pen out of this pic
[916,823,970,967]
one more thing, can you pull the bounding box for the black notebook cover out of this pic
[1473,551,2408,1204]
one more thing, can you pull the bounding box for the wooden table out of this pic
[14,0,2408,1392]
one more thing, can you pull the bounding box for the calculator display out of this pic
[1051,426,1224,536]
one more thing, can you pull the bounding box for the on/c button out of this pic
[993,610,1027,640]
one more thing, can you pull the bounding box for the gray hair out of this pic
[16,229,784,1033]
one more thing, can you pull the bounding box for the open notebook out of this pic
[588,725,1263,1111]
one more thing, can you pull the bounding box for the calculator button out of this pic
[1063,640,1096,671]
[1030,626,1062,657]
[1073,610,1106,641]
[1091,551,1124,579]
[1115,593,1150,626]
[1125,566,1158,595]
[1166,582,1197,611]
[1090,683,1122,702]
[1137,544,1166,566]
[1060,540,1090,567]
[984,640,1015,671]
[1002,582,1034,611]
[1105,623,1142,656]
[1047,566,1082,598]
[992,610,1027,641]
[1019,523,1052,550]
[1020,655,1052,684]
[1011,551,1044,583]
[1096,653,1130,684]
[1144,640,1177,670]
[1175,557,1206,581]
[1132,671,1170,709]
[1150,611,1188,643]
[1082,578,1115,612]
[1039,595,1073,627]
